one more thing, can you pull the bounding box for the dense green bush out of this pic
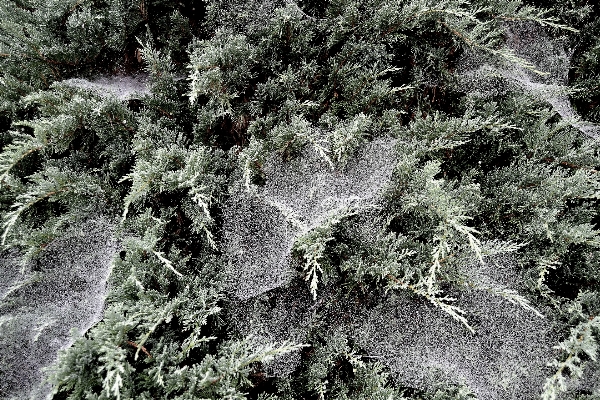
[1,0,599,399]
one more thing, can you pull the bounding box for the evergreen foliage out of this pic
[1,0,600,399]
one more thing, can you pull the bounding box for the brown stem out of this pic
[126,340,152,358]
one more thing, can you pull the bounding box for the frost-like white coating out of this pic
[227,204,561,398]
[352,289,556,399]
[222,138,398,299]
[459,22,599,139]
[61,74,150,100]
[221,22,596,393]
[0,218,119,400]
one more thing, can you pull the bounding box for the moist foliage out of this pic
[1,0,600,399]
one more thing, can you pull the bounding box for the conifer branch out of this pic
[386,273,475,333]
[152,250,183,278]
[542,316,600,400]
[2,185,69,245]
[3,0,599,398]
[0,134,44,182]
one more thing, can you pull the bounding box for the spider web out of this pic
[0,218,119,400]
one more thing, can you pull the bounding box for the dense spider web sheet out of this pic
[62,74,150,100]
[2,14,599,400]
[221,22,600,394]
[0,219,119,400]
[226,207,562,399]
[222,138,398,299]
[459,21,600,139]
